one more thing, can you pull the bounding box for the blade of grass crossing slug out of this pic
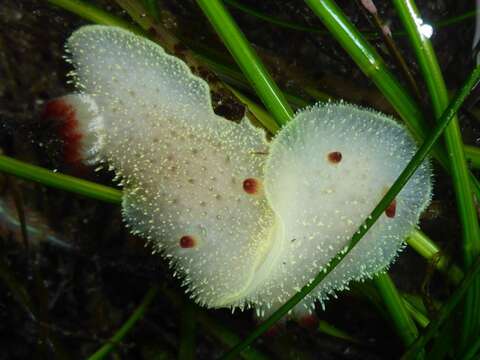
[196,0,294,126]
[392,0,480,350]
[221,65,480,359]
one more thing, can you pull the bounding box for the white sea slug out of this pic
[45,25,432,320]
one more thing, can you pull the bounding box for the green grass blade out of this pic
[178,301,196,360]
[462,336,480,360]
[373,273,420,346]
[87,286,158,360]
[392,0,480,349]
[304,0,428,142]
[0,155,122,204]
[226,85,280,133]
[224,0,329,34]
[47,0,145,35]
[142,0,160,22]
[196,0,293,126]
[465,145,480,169]
[402,296,430,329]
[303,0,480,187]
[317,320,361,344]
[192,50,311,109]
[436,9,477,28]
[225,0,476,37]
[161,286,268,360]
[402,253,480,359]
[407,230,464,285]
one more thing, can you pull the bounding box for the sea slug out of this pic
[46,25,432,319]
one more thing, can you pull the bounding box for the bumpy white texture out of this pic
[64,25,432,317]
[251,104,432,317]
[66,25,274,307]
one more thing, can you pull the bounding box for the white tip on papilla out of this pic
[62,25,432,318]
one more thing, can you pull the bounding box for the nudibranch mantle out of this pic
[55,25,432,318]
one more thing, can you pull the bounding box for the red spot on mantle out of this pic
[42,99,83,164]
[328,151,342,163]
[385,199,397,218]
[180,235,195,248]
[243,178,259,194]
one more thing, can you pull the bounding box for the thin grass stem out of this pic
[178,301,196,360]
[402,297,430,328]
[465,145,480,169]
[0,155,122,204]
[402,253,480,359]
[317,320,362,344]
[196,0,294,126]
[87,286,158,360]
[406,230,464,285]
[392,0,480,350]
[373,273,420,346]
[47,0,145,35]
[304,0,429,143]
[160,285,268,360]
[225,0,477,38]
[462,335,480,360]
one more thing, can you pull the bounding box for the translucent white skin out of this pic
[256,104,432,317]
[66,25,274,307]
[63,25,432,318]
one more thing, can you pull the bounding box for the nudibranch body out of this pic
[49,25,432,318]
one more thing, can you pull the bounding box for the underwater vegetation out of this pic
[1,0,480,359]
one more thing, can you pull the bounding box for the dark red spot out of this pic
[328,151,342,163]
[180,235,195,248]
[299,314,319,329]
[243,178,259,194]
[42,99,83,164]
[385,199,397,218]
